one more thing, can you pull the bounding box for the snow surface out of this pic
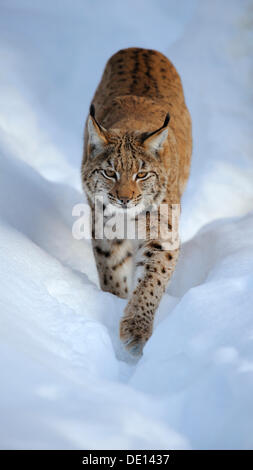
[0,0,253,450]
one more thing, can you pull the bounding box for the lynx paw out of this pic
[120,315,152,357]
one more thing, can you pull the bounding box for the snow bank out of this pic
[0,0,253,449]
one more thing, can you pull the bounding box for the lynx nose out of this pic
[119,196,130,205]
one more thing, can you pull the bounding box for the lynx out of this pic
[81,47,192,356]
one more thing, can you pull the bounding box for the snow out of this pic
[0,0,253,450]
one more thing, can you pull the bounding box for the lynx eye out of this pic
[136,171,148,180]
[103,169,117,179]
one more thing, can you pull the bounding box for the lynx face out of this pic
[82,108,170,214]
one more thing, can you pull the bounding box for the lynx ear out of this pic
[141,112,170,153]
[87,104,109,157]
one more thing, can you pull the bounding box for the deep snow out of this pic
[0,0,253,450]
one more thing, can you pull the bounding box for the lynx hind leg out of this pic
[93,238,133,299]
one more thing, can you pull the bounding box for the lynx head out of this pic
[82,104,170,214]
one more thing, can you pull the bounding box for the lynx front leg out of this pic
[120,240,179,355]
[93,238,133,299]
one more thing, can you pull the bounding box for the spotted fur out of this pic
[81,48,192,356]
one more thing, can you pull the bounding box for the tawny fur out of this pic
[81,47,192,356]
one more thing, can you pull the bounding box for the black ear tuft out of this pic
[90,103,95,118]
[141,111,170,143]
[89,103,103,131]
[163,112,170,128]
